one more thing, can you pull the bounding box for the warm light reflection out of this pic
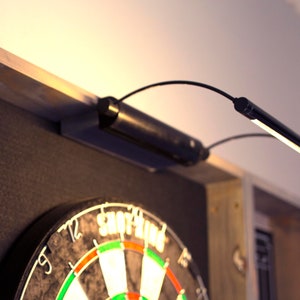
[1,1,176,104]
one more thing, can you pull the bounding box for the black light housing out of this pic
[97,97,209,166]
[61,97,209,171]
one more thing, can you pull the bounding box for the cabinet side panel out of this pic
[206,179,246,300]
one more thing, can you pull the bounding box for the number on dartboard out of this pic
[67,218,82,242]
[37,247,52,275]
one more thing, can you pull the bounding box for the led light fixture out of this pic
[234,97,300,154]
[61,80,300,170]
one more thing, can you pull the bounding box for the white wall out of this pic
[2,0,300,202]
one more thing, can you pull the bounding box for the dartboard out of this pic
[1,200,208,300]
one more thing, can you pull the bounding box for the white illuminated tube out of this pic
[252,119,300,154]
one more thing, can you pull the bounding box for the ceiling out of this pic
[1,0,300,203]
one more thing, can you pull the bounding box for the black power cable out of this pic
[206,133,274,151]
[116,80,235,103]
